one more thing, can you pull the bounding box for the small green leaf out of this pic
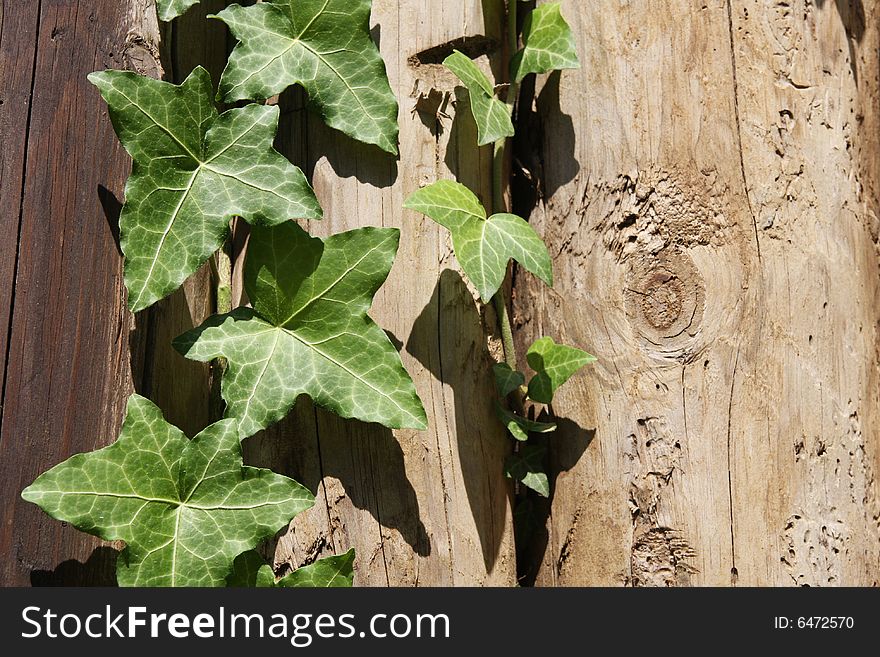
[157,0,200,21]
[493,362,524,397]
[90,67,321,312]
[495,402,556,441]
[215,0,399,154]
[526,337,596,404]
[505,445,550,497]
[277,549,355,587]
[226,551,278,588]
[21,395,314,587]
[512,3,581,83]
[404,180,552,301]
[175,222,427,438]
[227,549,355,587]
[443,50,514,146]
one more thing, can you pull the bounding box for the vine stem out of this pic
[491,0,520,371]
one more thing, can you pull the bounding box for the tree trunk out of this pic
[515,0,880,586]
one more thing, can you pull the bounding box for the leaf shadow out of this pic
[813,0,864,84]
[516,70,579,205]
[277,87,400,190]
[407,269,512,574]
[516,416,596,586]
[243,408,432,563]
[30,546,119,587]
[97,185,122,257]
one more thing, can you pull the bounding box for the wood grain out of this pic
[0,0,216,586]
[514,0,880,586]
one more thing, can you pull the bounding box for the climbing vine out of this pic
[22,0,593,586]
[405,1,593,515]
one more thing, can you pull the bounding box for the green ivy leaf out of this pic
[226,550,277,587]
[443,50,514,147]
[214,0,399,154]
[404,180,552,302]
[157,0,200,21]
[21,395,313,587]
[495,402,556,442]
[504,445,549,497]
[90,67,321,312]
[512,3,581,83]
[493,362,524,397]
[526,337,596,404]
[175,222,428,437]
[227,549,355,587]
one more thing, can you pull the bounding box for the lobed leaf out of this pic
[215,0,399,154]
[495,402,556,442]
[504,445,550,497]
[512,3,580,83]
[404,180,552,301]
[526,337,595,404]
[443,50,514,147]
[90,67,321,312]
[227,549,355,587]
[21,395,314,587]
[174,222,428,438]
[157,0,201,21]
[493,362,524,397]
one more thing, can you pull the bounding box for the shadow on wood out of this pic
[516,416,596,586]
[30,546,118,587]
[408,269,510,573]
[243,413,431,559]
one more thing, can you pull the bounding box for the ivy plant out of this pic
[227,549,355,588]
[406,2,593,503]
[22,396,314,587]
[174,222,428,437]
[22,0,407,587]
[90,67,322,312]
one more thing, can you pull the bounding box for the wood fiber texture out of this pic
[514,0,880,586]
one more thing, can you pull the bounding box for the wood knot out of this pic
[625,251,704,358]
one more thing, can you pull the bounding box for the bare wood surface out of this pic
[515,0,880,586]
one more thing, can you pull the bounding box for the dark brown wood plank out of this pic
[0,0,162,586]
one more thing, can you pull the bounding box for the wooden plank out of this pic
[515,0,880,586]
[243,0,518,585]
[0,0,164,586]
[0,0,221,586]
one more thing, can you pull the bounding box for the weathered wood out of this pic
[515,0,880,586]
[0,0,217,586]
[241,0,519,586]
[0,0,162,586]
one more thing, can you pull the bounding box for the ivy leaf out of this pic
[214,0,399,154]
[526,337,596,404]
[512,3,581,83]
[157,0,200,21]
[493,362,524,397]
[227,549,355,587]
[226,551,277,587]
[90,67,321,312]
[495,402,556,442]
[504,445,550,497]
[443,50,514,147]
[404,180,552,302]
[21,395,314,587]
[174,222,428,437]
